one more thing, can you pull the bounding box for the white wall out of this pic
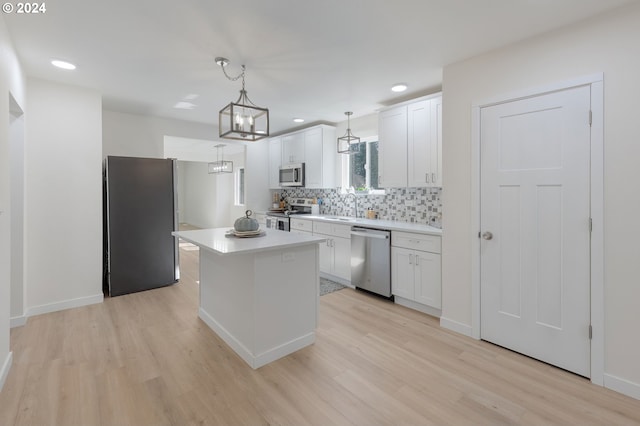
[24,79,103,315]
[9,100,24,322]
[179,158,241,229]
[0,14,27,390]
[244,140,270,212]
[103,110,217,159]
[442,2,640,397]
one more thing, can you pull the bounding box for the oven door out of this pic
[266,216,277,229]
[276,217,290,232]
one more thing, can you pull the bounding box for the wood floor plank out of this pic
[1,235,639,425]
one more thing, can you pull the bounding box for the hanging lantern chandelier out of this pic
[215,57,269,141]
[337,111,360,154]
[208,144,233,174]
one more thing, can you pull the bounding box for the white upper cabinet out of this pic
[272,125,336,189]
[282,132,305,164]
[407,100,430,187]
[303,126,335,189]
[379,93,442,188]
[430,96,442,187]
[379,105,408,188]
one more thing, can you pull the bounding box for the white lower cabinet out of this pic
[391,231,441,311]
[313,222,351,282]
[290,218,313,236]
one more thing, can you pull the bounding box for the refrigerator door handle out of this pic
[171,158,180,280]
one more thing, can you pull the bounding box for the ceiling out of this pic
[4,0,634,135]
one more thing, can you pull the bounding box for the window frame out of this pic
[234,167,245,206]
[340,135,384,195]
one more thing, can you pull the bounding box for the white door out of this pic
[480,85,591,377]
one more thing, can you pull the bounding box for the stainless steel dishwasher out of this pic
[350,227,392,298]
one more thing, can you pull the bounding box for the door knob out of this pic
[482,232,493,240]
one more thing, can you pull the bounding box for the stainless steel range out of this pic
[265,198,315,231]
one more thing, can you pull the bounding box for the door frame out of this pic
[470,73,604,385]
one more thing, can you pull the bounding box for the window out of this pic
[345,138,382,193]
[234,167,245,205]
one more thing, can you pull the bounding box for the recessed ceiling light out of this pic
[293,118,305,123]
[51,60,76,70]
[391,83,408,93]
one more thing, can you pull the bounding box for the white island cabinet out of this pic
[172,228,326,369]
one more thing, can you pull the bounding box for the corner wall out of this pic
[0,14,27,391]
[24,79,103,315]
[441,2,640,397]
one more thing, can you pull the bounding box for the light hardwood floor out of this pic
[1,239,640,425]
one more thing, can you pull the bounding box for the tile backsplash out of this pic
[277,187,442,228]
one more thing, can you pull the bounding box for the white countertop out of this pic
[173,228,327,256]
[294,215,442,236]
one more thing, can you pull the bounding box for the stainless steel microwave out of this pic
[279,163,305,187]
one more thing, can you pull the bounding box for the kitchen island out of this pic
[172,228,326,369]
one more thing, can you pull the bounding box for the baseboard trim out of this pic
[394,296,441,318]
[604,373,640,401]
[440,316,474,338]
[10,316,27,328]
[26,293,104,317]
[320,272,352,288]
[199,307,315,369]
[0,351,13,392]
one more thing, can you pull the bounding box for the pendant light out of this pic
[208,144,233,174]
[215,57,269,141]
[337,111,360,154]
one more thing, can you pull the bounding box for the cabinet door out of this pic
[378,106,407,188]
[407,100,431,187]
[318,237,332,275]
[332,236,351,281]
[391,247,414,299]
[414,251,441,308]
[429,96,443,187]
[282,132,305,164]
[268,137,282,189]
[304,127,323,188]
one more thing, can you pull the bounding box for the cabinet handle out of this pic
[432,173,437,183]
[415,255,419,266]
[331,239,335,247]
[426,173,430,183]
[409,254,413,265]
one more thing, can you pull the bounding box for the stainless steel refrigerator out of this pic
[104,156,179,296]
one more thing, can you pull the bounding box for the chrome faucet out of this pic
[346,193,358,218]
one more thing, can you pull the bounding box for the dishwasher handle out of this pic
[350,230,389,240]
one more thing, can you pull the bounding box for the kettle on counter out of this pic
[234,210,259,232]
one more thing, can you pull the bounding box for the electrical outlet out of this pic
[282,252,296,262]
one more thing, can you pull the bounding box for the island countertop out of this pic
[172,228,327,256]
